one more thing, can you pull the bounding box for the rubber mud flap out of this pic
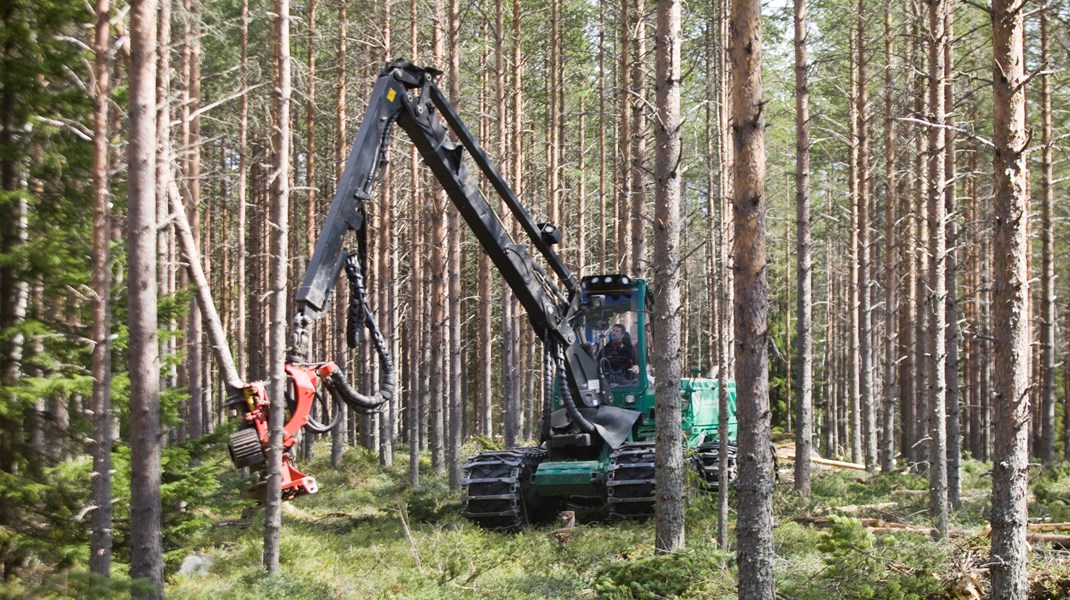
[588,405,641,449]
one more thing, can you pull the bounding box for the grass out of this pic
[162,440,1070,600]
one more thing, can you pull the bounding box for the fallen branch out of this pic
[819,502,898,515]
[1027,522,1070,533]
[808,456,868,471]
[1025,533,1070,549]
[980,524,1070,548]
[397,503,422,568]
[890,489,928,498]
[776,448,868,471]
[795,516,967,538]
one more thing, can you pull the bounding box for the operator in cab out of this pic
[600,323,639,384]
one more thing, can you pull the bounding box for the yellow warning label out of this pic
[387,88,397,102]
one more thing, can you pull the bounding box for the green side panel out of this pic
[533,460,604,497]
[681,377,738,445]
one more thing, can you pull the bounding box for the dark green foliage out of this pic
[404,479,456,523]
[237,567,338,600]
[779,516,946,600]
[0,570,154,599]
[593,546,730,599]
[1032,464,1070,523]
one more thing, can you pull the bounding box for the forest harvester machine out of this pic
[197,60,738,528]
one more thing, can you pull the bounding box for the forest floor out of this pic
[156,436,1070,600]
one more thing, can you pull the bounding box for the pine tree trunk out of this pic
[378,0,395,469]
[880,0,897,474]
[446,0,463,488]
[703,11,717,380]
[926,0,949,539]
[731,0,774,594]
[629,0,647,273]
[911,6,930,470]
[235,0,249,380]
[128,0,163,593]
[943,6,960,508]
[89,0,114,575]
[792,0,812,495]
[1064,303,1070,462]
[430,0,447,471]
[617,0,631,274]
[847,30,862,465]
[598,0,608,273]
[299,0,318,461]
[157,0,176,398]
[1038,5,1056,466]
[331,1,348,467]
[989,0,1030,594]
[716,0,733,551]
[856,1,876,472]
[548,0,560,231]
[503,0,524,448]
[653,0,684,553]
[408,0,422,483]
[263,0,291,572]
[184,0,204,441]
[966,147,982,460]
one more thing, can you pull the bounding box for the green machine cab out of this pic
[462,275,738,529]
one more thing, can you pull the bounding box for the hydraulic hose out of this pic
[320,363,390,413]
[541,344,554,440]
[304,391,343,434]
[331,252,395,412]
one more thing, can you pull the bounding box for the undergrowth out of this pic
[157,441,1070,599]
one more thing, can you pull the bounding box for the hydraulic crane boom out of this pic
[288,59,640,443]
[227,60,641,501]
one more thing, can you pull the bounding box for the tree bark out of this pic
[184,0,204,441]
[156,0,176,397]
[792,0,812,496]
[989,0,1030,595]
[235,0,249,381]
[430,0,447,471]
[731,0,774,595]
[128,0,163,594]
[408,0,422,484]
[263,0,291,573]
[1038,4,1055,467]
[847,29,862,465]
[617,0,632,274]
[89,0,113,575]
[943,6,960,509]
[926,0,949,539]
[880,0,897,474]
[446,0,463,489]
[598,1,608,273]
[716,0,733,551]
[629,0,647,274]
[548,0,560,231]
[653,0,684,553]
[856,0,876,472]
[330,0,348,467]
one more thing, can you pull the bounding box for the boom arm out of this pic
[292,60,637,447]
